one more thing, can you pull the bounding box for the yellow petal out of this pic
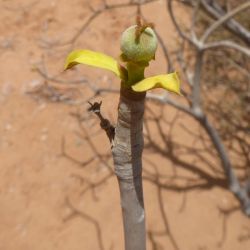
[132,72,181,94]
[64,49,126,80]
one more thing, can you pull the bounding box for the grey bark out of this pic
[200,0,250,45]
[166,0,250,215]
[196,114,250,215]
[112,87,146,250]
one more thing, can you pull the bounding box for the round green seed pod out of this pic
[120,25,158,63]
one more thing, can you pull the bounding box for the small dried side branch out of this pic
[88,101,115,144]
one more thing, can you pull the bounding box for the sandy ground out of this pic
[0,0,249,250]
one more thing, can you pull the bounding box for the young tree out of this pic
[64,18,181,250]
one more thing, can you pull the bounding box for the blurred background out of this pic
[0,0,249,249]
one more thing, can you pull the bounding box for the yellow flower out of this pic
[64,49,181,95]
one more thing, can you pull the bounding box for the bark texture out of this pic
[112,87,146,250]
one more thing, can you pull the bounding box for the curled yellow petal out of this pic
[64,49,126,80]
[132,72,181,94]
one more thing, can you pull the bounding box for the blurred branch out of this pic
[201,1,250,43]
[190,0,201,39]
[168,0,199,46]
[61,0,159,46]
[35,64,88,85]
[166,0,250,215]
[146,93,193,116]
[191,50,203,113]
[200,0,250,45]
[203,40,250,56]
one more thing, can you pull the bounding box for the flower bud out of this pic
[120,25,158,63]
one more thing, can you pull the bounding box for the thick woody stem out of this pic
[112,87,146,250]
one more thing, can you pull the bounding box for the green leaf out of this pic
[132,72,181,94]
[64,50,127,80]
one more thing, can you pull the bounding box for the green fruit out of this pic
[120,25,158,63]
